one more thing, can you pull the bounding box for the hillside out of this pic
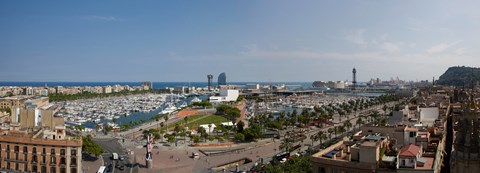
[437,66,480,87]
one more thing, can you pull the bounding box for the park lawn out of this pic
[187,115,230,129]
[161,114,207,131]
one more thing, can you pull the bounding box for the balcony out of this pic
[3,157,28,163]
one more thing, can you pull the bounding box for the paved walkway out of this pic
[82,155,104,173]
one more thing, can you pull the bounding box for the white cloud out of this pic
[426,41,461,54]
[381,42,400,53]
[453,48,468,55]
[344,29,368,46]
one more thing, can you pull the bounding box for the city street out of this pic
[94,138,132,173]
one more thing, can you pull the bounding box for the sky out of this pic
[1,0,480,82]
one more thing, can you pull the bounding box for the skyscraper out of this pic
[218,72,227,85]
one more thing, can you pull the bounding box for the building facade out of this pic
[0,132,82,173]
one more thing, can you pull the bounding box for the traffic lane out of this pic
[94,138,125,155]
[95,138,131,173]
[102,153,130,173]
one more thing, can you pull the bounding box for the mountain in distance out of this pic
[437,66,480,87]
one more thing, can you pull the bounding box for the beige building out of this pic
[0,102,79,173]
[312,125,444,173]
[0,128,82,173]
[0,96,49,110]
[103,86,112,94]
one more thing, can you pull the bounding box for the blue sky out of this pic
[1,0,479,82]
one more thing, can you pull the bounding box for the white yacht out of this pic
[190,96,201,103]
[161,103,177,114]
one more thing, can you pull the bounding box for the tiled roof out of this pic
[399,144,420,157]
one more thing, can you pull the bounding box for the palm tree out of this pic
[279,134,293,152]
[338,125,346,136]
[310,134,317,147]
[343,120,352,131]
[333,126,338,138]
[198,127,208,142]
[356,117,364,129]
[316,130,326,144]
[208,124,212,134]
[95,125,101,133]
[164,115,169,132]
[174,124,181,146]
[184,116,189,127]
[327,128,334,139]
[318,132,327,145]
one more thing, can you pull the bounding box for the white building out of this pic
[199,124,216,133]
[418,107,439,125]
[209,89,239,102]
[334,81,346,89]
[245,84,260,90]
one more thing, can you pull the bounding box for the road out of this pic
[94,138,133,173]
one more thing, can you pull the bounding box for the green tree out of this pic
[197,127,208,142]
[236,120,245,133]
[82,135,104,157]
[265,155,312,173]
[235,133,245,142]
[279,137,293,152]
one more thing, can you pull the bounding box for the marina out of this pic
[61,93,207,128]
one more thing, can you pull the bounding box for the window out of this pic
[409,132,416,137]
[32,155,38,162]
[41,166,46,173]
[23,146,27,153]
[51,166,56,173]
[6,162,10,169]
[32,165,38,172]
[42,156,46,163]
[51,148,55,155]
[319,167,326,173]
[60,149,65,156]
[14,146,19,152]
[6,145,10,152]
[70,167,77,173]
[50,156,56,164]
[24,163,28,172]
[71,149,76,156]
[60,157,66,165]
[42,148,46,154]
[60,167,66,173]
[71,158,77,166]
[32,147,37,154]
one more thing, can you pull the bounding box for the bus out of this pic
[97,166,106,173]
